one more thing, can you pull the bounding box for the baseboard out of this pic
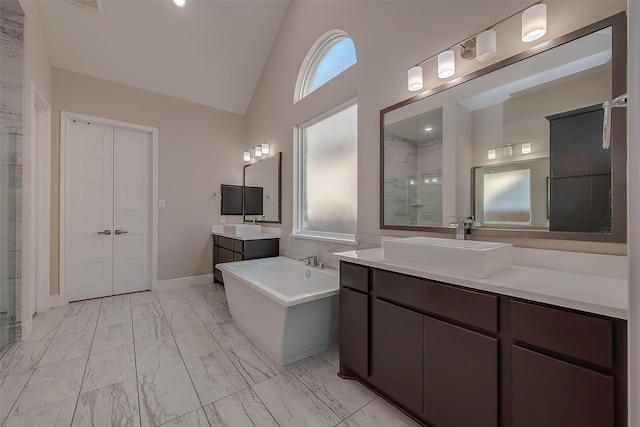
[50,295,65,307]
[154,274,213,291]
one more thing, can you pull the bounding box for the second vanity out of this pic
[211,225,280,284]
[335,247,627,427]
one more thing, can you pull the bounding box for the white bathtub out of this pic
[216,256,339,365]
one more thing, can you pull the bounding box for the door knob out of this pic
[97,230,112,235]
[115,229,128,235]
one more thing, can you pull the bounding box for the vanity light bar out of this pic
[244,143,271,161]
[487,142,532,159]
[406,1,547,90]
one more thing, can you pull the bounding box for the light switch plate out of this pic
[159,199,166,208]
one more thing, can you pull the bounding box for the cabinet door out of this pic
[339,288,368,378]
[512,346,615,427]
[423,317,498,427]
[218,247,234,264]
[370,299,423,415]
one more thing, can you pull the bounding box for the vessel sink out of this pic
[382,237,512,278]
[223,224,261,236]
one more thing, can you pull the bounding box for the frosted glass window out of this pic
[483,169,531,223]
[301,36,356,99]
[300,104,357,236]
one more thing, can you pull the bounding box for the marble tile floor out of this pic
[0,283,418,427]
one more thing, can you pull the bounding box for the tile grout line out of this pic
[130,295,143,427]
[69,298,102,426]
[3,304,71,420]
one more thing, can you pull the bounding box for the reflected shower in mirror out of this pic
[381,13,626,242]
[243,152,281,223]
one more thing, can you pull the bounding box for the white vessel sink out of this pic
[223,224,261,236]
[382,237,513,278]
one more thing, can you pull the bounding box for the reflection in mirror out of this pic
[384,107,443,227]
[473,158,549,229]
[243,152,281,223]
[381,17,625,242]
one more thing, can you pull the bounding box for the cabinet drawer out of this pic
[243,239,279,260]
[213,235,219,245]
[340,262,369,293]
[218,236,234,251]
[233,252,244,262]
[233,239,244,253]
[511,300,613,368]
[512,346,614,427]
[374,270,498,332]
[218,247,234,264]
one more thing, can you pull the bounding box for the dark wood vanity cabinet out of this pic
[338,261,627,427]
[212,235,279,283]
[547,105,612,233]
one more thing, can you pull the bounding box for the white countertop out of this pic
[334,248,628,320]
[211,225,281,241]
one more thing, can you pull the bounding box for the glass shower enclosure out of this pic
[0,2,24,358]
[0,126,19,358]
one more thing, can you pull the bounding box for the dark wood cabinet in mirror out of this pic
[380,12,626,243]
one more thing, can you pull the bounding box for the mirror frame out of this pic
[243,152,282,224]
[380,12,627,243]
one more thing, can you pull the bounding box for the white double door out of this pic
[66,121,152,301]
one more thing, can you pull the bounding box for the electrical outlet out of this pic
[220,216,226,224]
[159,199,166,208]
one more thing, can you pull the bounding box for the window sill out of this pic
[289,233,358,246]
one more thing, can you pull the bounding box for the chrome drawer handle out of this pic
[115,229,128,235]
[97,230,111,235]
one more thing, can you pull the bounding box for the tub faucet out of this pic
[297,255,318,267]
[449,216,475,240]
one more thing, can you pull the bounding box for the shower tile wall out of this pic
[416,137,443,227]
[0,5,24,347]
[383,132,417,226]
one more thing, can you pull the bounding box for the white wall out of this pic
[19,0,52,334]
[246,0,626,256]
[51,68,246,294]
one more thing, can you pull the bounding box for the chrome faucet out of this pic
[449,216,475,240]
[297,255,323,268]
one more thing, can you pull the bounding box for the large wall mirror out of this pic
[244,152,282,223]
[381,12,626,242]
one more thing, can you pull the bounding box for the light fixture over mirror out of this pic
[476,30,496,62]
[261,142,270,154]
[254,146,263,157]
[243,151,251,162]
[522,4,547,42]
[408,66,423,91]
[437,51,455,79]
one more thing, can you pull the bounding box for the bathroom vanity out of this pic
[336,248,627,427]
[211,225,279,283]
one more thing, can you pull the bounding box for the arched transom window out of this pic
[296,31,357,101]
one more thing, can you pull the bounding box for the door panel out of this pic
[113,128,152,294]
[423,317,498,427]
[370,299,423,415]
[66,121,114,301]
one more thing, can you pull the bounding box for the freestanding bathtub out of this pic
[216,256,339,365]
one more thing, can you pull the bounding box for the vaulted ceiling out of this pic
[39,0,290,115]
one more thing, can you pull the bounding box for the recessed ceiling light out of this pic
[424,127,433,131]
[173,0,186,7]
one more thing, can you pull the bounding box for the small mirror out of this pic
[381,13,626,242]
[243,152,281,223]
